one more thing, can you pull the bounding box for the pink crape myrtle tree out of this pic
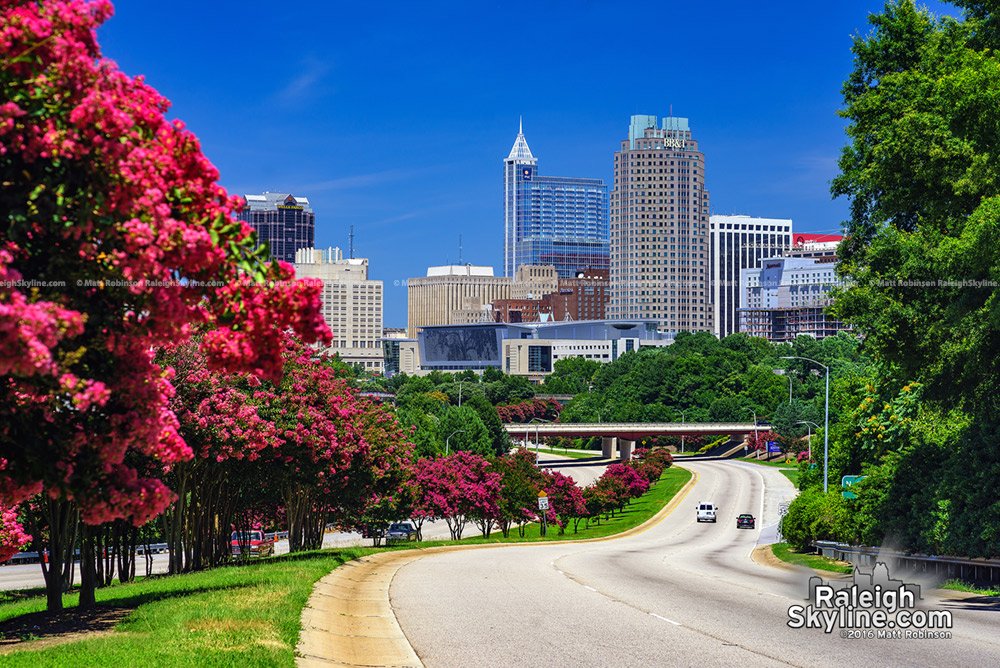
[0,502,31,563]
[414,452,501,540]
[540,470,586,535]
[168,335,416,560]
[0,0,328,611]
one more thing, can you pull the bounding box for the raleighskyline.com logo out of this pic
[787,562,953,639]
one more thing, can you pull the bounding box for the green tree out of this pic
[832,0,1000,419]
[437,406,492,456]
[465,394,512,457]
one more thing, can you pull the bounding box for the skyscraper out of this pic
[503,121,609,279]
[238,192,315,264]
[608,115,711,332]
[709,215,793,338]
[294,247,384,372]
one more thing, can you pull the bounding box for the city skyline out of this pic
[96,1,960,327]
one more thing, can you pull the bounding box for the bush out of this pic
[781,488,852,552]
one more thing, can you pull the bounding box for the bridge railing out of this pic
[812,540,1000,585]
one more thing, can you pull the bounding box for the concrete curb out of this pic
[295,465,699,668]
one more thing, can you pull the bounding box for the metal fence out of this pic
[813,541,1000,585]
[7,531,293,566]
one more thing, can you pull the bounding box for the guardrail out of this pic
[813,541,1000,585]
[7,532,292,566]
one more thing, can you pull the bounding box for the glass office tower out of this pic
[503,122,609,278]
[238,192,315,264]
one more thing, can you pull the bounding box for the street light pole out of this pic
[742,407,758,459]
[680,410,687,454]
[445,429,465,455]
[797,420,820,461]
[772,368,792,404]
[529,418,549,465]
[458,380,464,408]
[782,356,830,493]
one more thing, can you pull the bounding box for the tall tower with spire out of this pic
[502,120,609,279]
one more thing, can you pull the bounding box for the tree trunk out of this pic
[79,524,96,609]
[37,498,77,613]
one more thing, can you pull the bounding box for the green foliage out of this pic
[539,357,600,394]
[484,374,535,405]
[464,393,512,457]
[832,1,1000,420]
[395,407,440,458]
[436,406,492,456]
[781,488,853,552]
[772,399,821,440]
[560,332,861,428]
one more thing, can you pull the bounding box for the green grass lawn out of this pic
[532,447,603,460]
[780,469,800,486]
[736,456,800,468]
[456,466,692,543]
[0,548,375,666]
[940,579,1000,597]
[0,467,693,664]
[770,542,853,574]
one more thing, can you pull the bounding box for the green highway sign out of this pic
[842,475,865,499]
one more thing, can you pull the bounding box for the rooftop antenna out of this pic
[459,234,463,264]
[349,225,355,259]
[670,104,673,117]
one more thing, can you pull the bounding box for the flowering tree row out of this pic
[496,398,563,423]
[0,0,328,612]
[386,447,674,541]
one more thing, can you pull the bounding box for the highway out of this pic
[389,460,1000,667]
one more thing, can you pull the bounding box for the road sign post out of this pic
[538,492,549,537]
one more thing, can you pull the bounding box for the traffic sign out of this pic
[842,475,865,499]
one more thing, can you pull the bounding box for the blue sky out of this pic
[98,0,959,327]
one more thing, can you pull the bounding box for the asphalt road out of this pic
[390,460,1000,668]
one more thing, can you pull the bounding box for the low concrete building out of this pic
[390,320,672,380]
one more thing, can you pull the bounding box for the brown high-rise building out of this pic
[608,115,711,332]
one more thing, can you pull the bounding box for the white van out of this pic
[696,502,717,523]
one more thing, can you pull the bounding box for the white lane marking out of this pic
[766,593,786,599]
[583,585,597,592]
[650,613,682,626]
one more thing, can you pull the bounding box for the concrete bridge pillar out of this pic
[601,436,617,460]
[619,439,635,461]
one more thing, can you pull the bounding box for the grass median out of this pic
[0,467,692,665]
[770,542,853,574]
[532,447,604,460]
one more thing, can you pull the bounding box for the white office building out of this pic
[709,215,793,338]
[294,247,384,371]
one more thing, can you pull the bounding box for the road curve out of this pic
[389,460,1000,668]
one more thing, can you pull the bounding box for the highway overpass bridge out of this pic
[503,422,760,459]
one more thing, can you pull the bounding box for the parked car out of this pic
[736,514,756,529]
[385,522,418,544]
[231,530,275,559]
[695,502,717,523]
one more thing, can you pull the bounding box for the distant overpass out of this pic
[504,422,760,459]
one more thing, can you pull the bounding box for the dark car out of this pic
[384,522,418,544]
[736,514,756,529]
